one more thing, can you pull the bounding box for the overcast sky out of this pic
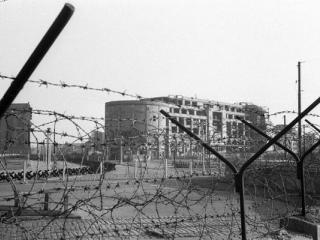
[1,0,320,129]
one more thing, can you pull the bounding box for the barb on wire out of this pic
[0,73,144,99]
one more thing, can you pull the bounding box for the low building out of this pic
[0,103,32,155]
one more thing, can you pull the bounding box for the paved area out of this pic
[0,162,314,240]
[0,215,312,240]
[0,216,233,240]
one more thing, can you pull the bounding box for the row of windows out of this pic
[175,99,198,107]
[170,108,244,119]
[170,108,204,116]
[172,98,245,113]
[227,114,244,120]
[172,117,206,126]
[171,126,202,135]
[225,106,243,113]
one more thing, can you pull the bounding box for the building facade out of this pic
[0,103,32,155]
[105,100,170,161]
[105,96,268,161]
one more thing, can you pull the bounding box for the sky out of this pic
[1,0,320,139]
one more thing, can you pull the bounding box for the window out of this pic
[181,108,187,114]
[185,100,190,106]
[174,108,179,113]
[230,107,235,112]
[228,114,233,119]
[225,106,229,111]
[226,122,231,136]
[177,100,183,106]
[178,117,184,124]
[196,110,206,116]
[193,128,199,134]
[189,109,194,115]
[186,118,191,125]
[212,112,222,121]
[192,101,197,107]
[172,127,177,133]
[238,123,244,136]
[212,121,222,132]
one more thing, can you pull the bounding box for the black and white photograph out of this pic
[1,1,320,239]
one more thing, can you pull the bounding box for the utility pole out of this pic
[53,119,57,154]
[283,115,287,160]
[46,128,51,171]
[298,61,302,157]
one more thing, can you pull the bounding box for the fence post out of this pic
[14,192,19,207]
[134,159,137,179]
[23,159,27,183]
[202,149,206,173]
[235,173,247,240]
[63,194,68,212]
[189,161,193,175]
[44,192,49,211]
[100,160,103,176]
[62,161,66,181]
[164,158,168,179]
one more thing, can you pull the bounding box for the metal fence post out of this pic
[23,159,27,183]
[202,148,206,173]
[134,159,137,179]
[235,173,247,240]
[62,161,66,181]
[100,160,103,176]
[14,192,19,207]
[64,194,68,212]
[44,192,49,211]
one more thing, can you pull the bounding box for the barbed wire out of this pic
[2,73,308,120]
[0,73,143,99]
[2,79,320,239]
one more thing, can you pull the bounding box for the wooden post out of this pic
[189,161,193,175]
[44,192,49,210]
